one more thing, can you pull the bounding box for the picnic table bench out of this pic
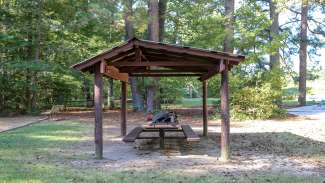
[123,124,199,147]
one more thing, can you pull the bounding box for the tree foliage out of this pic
[0,0,323,118]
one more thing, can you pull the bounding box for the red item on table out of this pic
[146,113,153,121]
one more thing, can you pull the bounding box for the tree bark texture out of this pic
[83,77,92,107]
[158,0,168,42]
[269,0,280,69]
[147,0,160,113]
[298,0,308,106]
[108,78,115,109]
[123,0,144,111]
[221,0,234,161]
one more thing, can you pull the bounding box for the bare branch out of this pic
[287,7,301,15]
[280,19,301,28]
[307,24,325,37]
[309,18,325,28]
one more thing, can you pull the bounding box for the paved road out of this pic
[287,105,325,119]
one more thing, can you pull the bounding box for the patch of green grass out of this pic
[0,121,324,182]
[282,99,318,107]
[181,98,219,107]
[0,121,95,182]
[163,98,219,109]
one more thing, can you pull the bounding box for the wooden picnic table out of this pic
[123,123,200,148]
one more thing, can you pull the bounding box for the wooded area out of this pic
[0,0,324,118]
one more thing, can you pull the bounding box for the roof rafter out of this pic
[72,38,245,82]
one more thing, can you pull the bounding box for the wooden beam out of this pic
[220,62,230,161]
[137,41,244,63]
[120,68,204,74]
[199,61,224,81]
[118,67,144,73]
[103,65,129,83]
[165,66,209,72]
[108,52,135,63]
[121,81,127,136]
[135,45,142,63]
[72,39,245,72]
[73,41,134,71]
[143,49,218,63]
[130,73,201,77]
[119,67,207,73]
[202,80,208,137]
[112,61,215,67]
[145,52,240,66]
[94,63,103,159]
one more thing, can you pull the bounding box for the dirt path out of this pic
[0,116,47,132]
[287,105,325,119]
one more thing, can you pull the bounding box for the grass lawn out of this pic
[0,120,323,183]
[181,98,219,107]
[162,98,219,109]
[282,99,318,107]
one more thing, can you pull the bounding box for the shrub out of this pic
[231,83,282,120]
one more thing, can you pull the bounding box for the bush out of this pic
[231,83,282,120]
[159,78,184,104]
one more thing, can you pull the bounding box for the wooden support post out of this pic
[94,63,103,159]
[202,80,208,137]
[220,62,230,161]
[159,129,165,148]
[121,81,127,136]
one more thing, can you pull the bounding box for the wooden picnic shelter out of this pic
[72,38,245,160]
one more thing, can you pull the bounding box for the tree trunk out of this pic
[147,0,160,113]
[83,77,92,107]
[153,0,168,111]
[221,0,234,161]
[158,0,168,42]
[269,0,280,69]
[269,0,282,105]
[25,7,33,113]
[30,0,43,113]
[148,0,159,42]
[223,0,234,53]
[298,0,308,106]
[130,77,144,111]
[108,78,115,109]
[124,0,134,40]
[123,0,144,111]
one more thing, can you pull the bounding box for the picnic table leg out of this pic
[159,129,165,148]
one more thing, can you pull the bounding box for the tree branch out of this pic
[307,24,325,37]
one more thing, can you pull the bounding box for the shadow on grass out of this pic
[0,121,93,167]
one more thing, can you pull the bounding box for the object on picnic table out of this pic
[146,111,154,121]
[149,111,178,126]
